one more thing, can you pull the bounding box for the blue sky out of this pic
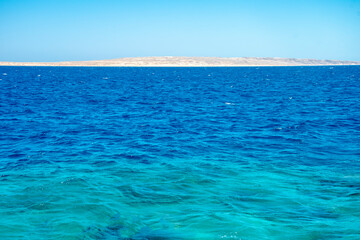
[0,0,359,61]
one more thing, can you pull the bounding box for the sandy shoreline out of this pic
[1,57,359,67]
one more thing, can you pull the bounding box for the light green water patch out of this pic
[1,155,359,239]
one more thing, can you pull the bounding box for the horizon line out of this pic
[2,56,360,63]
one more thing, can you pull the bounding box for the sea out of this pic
[0,66,359,240]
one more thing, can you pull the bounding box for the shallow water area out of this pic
[0,66,360,239]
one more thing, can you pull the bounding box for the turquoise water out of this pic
[0,66,359,239]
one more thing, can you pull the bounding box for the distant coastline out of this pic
[1,56,360,67]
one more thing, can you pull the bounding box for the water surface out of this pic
[0,66,359,239]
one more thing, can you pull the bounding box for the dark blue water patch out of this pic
[0,66,360,239]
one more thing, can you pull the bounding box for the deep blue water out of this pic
[0,66,360,239]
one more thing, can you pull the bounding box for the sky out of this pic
[0,0,359,62]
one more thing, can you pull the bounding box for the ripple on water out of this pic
[0,66,360,239]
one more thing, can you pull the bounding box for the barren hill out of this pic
[1,57,359,67]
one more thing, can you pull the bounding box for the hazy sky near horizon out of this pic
[0,0,360,61]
